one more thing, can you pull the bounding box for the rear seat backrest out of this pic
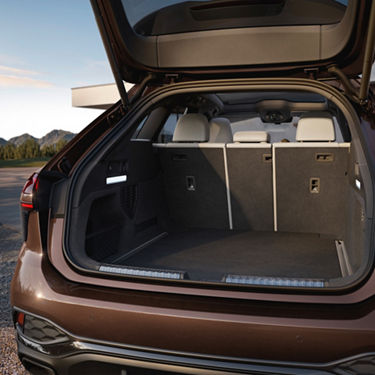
[273,112,350,236]
[227,130,273,230]
[155,113,230,229]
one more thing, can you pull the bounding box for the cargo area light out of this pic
[224,275,325,288]
[99,265,185,280]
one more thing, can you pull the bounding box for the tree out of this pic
[55,139,68,153]
[0,138,68,160]
[16,139,41,159]
[41,144,56,158]
[2,143,16,159]
[40,139,68,158]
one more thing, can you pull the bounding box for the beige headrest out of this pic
[296,113,335,142]
[233,131,269,143]
[172,113,209,142]
[209,117,233,143]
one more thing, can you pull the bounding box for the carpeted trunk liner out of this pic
[116,229,341,281]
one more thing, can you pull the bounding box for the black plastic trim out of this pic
[13,307,375,375]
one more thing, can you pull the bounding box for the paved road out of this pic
[0,167,45,374]
[0,167,37,229]
[0,168,43,373]
[0,167,38,332]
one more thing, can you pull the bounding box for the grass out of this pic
[0,157,50,168]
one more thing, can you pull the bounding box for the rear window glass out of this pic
[122,0,348,36]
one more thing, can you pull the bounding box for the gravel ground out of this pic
[0,225,23,327]
[0,327,28,375]
[0,225,29,374]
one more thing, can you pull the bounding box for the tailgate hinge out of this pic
[165,74,179,84]
[107,104,126,127]
[329,0,375,108]
[327,65,362,105]
[304,68,319,80]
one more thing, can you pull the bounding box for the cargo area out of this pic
[65,90,371,289]
[111,230,342,282]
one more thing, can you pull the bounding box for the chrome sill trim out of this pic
[99,265,185,280]
[224,275,325,288]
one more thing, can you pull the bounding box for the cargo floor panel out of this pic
[116,230,342,281]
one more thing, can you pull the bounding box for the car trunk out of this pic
[82,147,365,287]
[63,85,372,290]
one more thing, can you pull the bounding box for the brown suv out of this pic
[10,0,375,374]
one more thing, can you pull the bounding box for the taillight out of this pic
[20,172,39,211]
[20,172,39,240]
[16,312,25,331]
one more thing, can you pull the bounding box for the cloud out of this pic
[86,60,109,68]
[70,59,114,87]
[0,64,39,76]
[0,54,27,67]
[0,74,53,88]
[0,63,53,88]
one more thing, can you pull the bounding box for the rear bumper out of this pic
[14,322,375,375]
[10,238,375,373]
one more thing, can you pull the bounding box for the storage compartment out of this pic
[65,89,372,289]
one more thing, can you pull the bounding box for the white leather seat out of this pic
[209,117,233,143]
[172,113,209,143]
[233,131,269,143]
[296,113,335,142]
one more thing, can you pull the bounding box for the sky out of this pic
[0,1,114,140]
[0,1,374,140]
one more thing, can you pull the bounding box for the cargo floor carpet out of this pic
[116,230,342,281]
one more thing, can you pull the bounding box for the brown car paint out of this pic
[48,216,375,304]
[9,1,375,373]
[11,212,375,364]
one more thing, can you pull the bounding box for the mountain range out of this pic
[1,130,76,148]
